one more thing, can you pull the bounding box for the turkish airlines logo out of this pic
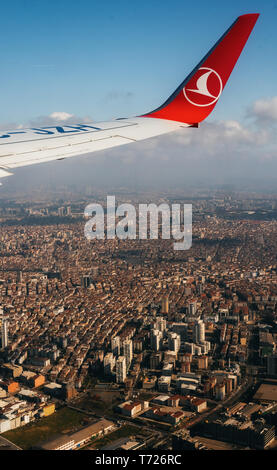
[183,67,222,107]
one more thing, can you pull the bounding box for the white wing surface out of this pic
[0,118,188,179]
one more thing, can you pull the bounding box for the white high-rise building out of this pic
[1,317,8,349]
[104,353,115,375]
[116,356,127,383]
[193,320,205,344]
[151,329,163,352]
[123,339,133,370]
[168,332,181,353]
[111,336,121,356]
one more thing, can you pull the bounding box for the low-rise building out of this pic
[38,419,115,450]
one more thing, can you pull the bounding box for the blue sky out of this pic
[1,0,277,194]
[0,0,274,126]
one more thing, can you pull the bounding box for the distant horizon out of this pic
[2,180,277,203]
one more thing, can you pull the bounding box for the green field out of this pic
[2,407,90,450]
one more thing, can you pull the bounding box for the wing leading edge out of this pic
[0,13,259,181]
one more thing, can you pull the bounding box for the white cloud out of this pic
[28,112,93,127]
[0,112,94,131]
[154,119,270,159]
[49,111,74,121]
[248,96,277,121]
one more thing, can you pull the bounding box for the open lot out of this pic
[73,390,123,415]
[2,407,91,450]
[254,383,277,403]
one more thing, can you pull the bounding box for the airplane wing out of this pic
[0,118,190,179]
[0,13,259,181]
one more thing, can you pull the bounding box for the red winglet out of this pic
[143,14,259,124]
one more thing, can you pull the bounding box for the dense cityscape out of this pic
[0,190,276,451]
